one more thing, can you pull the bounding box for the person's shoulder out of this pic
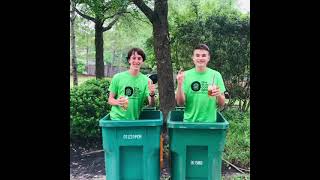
[184,68,194,75]
[112,71,128,80]
[139,72,150,82]
[138,72,148,78]
[209,68,222,77]
[207,67,215,72]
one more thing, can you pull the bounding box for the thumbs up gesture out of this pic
[148,80,155,96]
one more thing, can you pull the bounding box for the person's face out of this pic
[192,49,210,68]
[128,51,144,70]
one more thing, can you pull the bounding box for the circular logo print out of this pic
[191,81,201,91]
[125,86,133,96]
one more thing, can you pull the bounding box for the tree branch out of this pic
[103,16,120,32]
[75,8,96,23]
[81,149,104,156]
[132,0,154,23]
[102,1,113,12]
[222,158,248,174]
[130,13,152,25]
[105,10,130,20]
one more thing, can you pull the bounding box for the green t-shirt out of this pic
[108,71,150,120]
[181,68,226,122]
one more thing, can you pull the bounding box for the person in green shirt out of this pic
[108,48,156,120]
[176,44,226,122]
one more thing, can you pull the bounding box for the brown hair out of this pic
[126,48,146,62]
[194,43,211,55]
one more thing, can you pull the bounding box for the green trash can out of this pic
[142,106,157,111]
[99,110,163,180]
[168,110,229,180]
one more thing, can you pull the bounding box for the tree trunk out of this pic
[70,1,78,86]
[95,21,105,79]
[153,0,175,128]
[132,0,175,129]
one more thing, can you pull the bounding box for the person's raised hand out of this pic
[176,68,185,87]
[148,80,155,96]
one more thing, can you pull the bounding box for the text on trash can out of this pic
[123,134,143,140]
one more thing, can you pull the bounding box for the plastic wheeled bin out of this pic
[168,110,229,180]
[99,110,163,180]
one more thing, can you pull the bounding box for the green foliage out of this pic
[103,8,153,67]
[75,0,130,20]
[76,60,86,74]
[104,27,152,67]
[144,38,157,69]
[222,109,250,167]
[73,0,153,69]
[73,17,95,63]
[70,78,111,138]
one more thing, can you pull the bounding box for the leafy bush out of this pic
[222,109,250,167]
[70,78,111,138]
[76,60,86,74]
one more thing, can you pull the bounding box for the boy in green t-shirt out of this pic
[108,48,156,120]
[175,44,226,122]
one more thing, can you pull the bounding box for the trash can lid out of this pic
[167,111,229,129]
[99,111,163,127]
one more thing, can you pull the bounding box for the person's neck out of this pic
[195,66,207,72]
[129,69,140,76]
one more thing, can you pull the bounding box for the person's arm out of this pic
[217,73,226,108]
[108,92,126,107]
[211,73,226,108]
[148,80,155,106]
[176,69,185,106]
[216,92,225,107]
[148,95,155,106]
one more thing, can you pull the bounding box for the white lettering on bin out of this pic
[190,160,203,166]
[123,134,142,140]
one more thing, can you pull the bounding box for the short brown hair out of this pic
[194,43,210,55]
[126,48,146,62]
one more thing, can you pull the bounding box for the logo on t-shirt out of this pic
[191,81,201,91]
[125,86,133,96]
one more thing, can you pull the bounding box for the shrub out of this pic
[222,109,250,167]
[77,60,86,74]
[70,78,111,138]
